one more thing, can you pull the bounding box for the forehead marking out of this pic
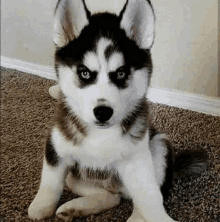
[104,45,115,61]
[96,38,112,67]
[83,52,99,71]
[108,53,124,72]
[96,38,112,84]
[82,38,126,87]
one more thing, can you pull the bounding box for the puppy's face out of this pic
[54,0,155,128]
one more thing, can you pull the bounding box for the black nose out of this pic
[93,106,113,123]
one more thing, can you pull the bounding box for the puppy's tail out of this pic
[173,149,208,180]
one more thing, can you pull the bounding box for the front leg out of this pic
[28,148,68,220]
[126,207,145,222]
[117,150,177,222]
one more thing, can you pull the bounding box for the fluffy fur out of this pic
[28,1,207,221]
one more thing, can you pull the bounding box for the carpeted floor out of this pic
[1,66,220,222]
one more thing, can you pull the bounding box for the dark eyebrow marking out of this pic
[104,45,115,61]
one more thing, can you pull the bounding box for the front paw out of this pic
[127,217,145,222]
[127,217,178,222]
[126,209,146,222]
[126,210,178,222]
[162,218,179,222]
[28,189,58,220]
[56,200,86,222]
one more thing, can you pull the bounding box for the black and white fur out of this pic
[28,0,207,221]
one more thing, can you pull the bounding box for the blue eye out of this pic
[81,71,90,79]
[117,71,126,79]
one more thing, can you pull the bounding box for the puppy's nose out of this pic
[93,106,113,122]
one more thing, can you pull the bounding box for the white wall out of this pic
[151,0,218,97]
[1,0,55,66]
[1,0,219,97]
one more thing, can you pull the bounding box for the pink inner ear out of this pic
[132,25,138,40]
[119,0,155,50]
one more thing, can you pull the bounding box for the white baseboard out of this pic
[1,56,220,116]
[1,56,57,81]
[147,88,220,116]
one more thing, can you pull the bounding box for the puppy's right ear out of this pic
[54,0,91,48]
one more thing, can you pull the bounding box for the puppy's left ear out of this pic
[119,0,155,49]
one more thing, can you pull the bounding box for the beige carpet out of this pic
[1,67,220,222]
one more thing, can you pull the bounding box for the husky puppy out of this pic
[28,0,207,221]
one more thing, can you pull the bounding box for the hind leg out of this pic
[56,172,121,221]
[149,133,174,200]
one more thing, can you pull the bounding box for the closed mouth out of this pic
[95,121,112,128]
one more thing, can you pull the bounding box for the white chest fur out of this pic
[51,125,150,169]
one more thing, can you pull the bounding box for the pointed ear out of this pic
[54,0,91,48]
[120,0,155,49]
